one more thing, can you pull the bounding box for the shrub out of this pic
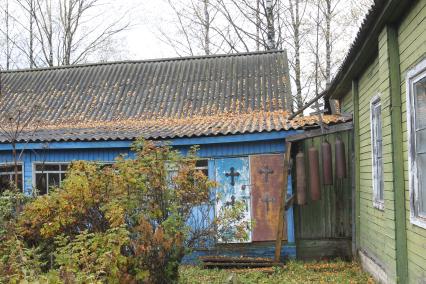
[1,139,246,283]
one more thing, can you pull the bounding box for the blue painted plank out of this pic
[286,175,295,244]
[0,130,301,150]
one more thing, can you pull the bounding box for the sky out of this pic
[112,0,179,60]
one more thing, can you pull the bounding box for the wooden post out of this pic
[274,141,292,262]
[387,26,408,284]
[352,79,360,255]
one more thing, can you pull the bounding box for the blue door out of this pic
[214,157,251,243]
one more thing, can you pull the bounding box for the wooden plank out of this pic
[202,262,283,268]
[296,239,352,261]
[387,26,408,284]
[274,142,292,262]
[352,79,361,255]
[250,154,287,242]
[199,256,274,263]
[285,122,353,142]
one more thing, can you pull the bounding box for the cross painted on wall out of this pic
[261,194,276,212]
[259,165,274,183]
[225,167,240,186]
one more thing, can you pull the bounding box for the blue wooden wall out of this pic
[0,139,288,194]
[0,131,299,261]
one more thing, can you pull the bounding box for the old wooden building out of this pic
[324,0,426,283]
[0,51,350,261]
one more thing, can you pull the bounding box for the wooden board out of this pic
[250,154,287,242]
[215,157,251,243]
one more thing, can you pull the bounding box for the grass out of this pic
[179,260,375,283]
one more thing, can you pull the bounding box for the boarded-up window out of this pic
[371,95,384,210]
[407,59,426,228]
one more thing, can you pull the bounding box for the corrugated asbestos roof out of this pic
[0,50,349,143]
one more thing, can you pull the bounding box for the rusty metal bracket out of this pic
[284,194,295,211]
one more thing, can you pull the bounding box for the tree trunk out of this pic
[325,0,331,86]
[29,0,35,68]
[266,0,275,50]
[256,0,260,51]
[12,143,19,190]
[289,0,302,109]
[5,0,11,70]
[203,0,210,55]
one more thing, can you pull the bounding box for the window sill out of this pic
[373,201,384,211]
[410,216,426,230]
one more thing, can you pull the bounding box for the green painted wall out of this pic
[339,1,426,283]
[341,92,353,114]
[294,131,353,260]
[356,51,399,280]
[398,1,426,282]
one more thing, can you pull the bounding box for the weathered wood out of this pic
[293,131,353,260]
[309,108,329,115]
[296,239,352,261]
[202,262,283,268]
[250,154,287,242]
[387,26,408,284]
[199,256,274,263]
[352,79,360,254]
[284,194,295,211]
[285,122,353,142]
[288,91,327,120]
[274,142,292,262]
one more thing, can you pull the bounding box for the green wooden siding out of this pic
[294,131,353,260]
[338,1,426,283]
[357,52,398,279]
[398,1,426,283]
[341,91,353,114]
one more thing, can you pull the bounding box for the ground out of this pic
[179,260,375,283]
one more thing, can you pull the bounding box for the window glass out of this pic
[35,174,47,195]
[0,164,23,191]
[196,159,209,177]
[34,163,69,195]
[414,76,426,217]
[418,153,426,217]
[416,129,426,154]
[371,97,384,208]
[414,77,426,130]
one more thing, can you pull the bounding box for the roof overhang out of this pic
[328,0,416,100]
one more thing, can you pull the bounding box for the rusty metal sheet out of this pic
[250,154,287,242]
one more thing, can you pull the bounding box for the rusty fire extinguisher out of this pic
[308,146,321,201]
[335,138,347,179]
[296,151,307,205]
[321,140,333,185]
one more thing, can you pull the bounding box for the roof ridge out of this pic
[1,49,287,74]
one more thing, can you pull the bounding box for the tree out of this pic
[0,0,131,68]
[286,0,308,109]
[154,0,373,113]
[158,0,220,56]
[12,139,247,283]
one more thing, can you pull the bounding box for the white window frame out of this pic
[370,94,384,210]
[0,162,24,191]
[32,162,70,195]
[406,58,426,229]
[32,161,116,195]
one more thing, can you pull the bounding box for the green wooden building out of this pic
[325,0,426,283]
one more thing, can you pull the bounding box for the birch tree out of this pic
[0,0,131,68]
[158,0,219,56]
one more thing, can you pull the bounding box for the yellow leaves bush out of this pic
[1,139,216,283]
